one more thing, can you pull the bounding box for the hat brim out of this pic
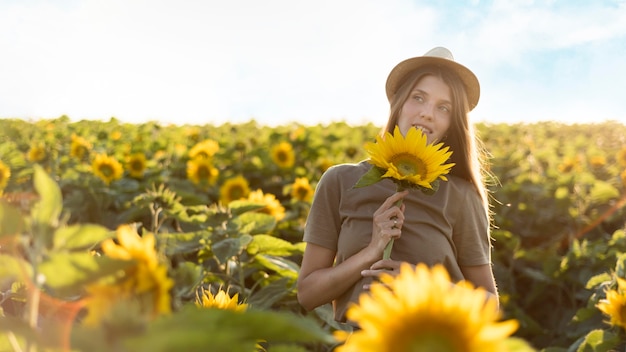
[385,56,480,111]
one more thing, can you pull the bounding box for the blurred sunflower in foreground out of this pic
[0,160,10,192]
[126,152,147,179]
[83,225,173,326]
[92,154,123,185]
[335,263,524,352]
[597,276,626,331]
[220,175,250,204]
[247,189,285,221]
[271,141,295,169]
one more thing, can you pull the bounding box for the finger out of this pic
[369,259,397,270]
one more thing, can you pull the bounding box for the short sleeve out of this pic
[303,166,343,251]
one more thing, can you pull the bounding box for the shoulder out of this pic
[319,160,371,186]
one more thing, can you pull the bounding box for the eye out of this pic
[412,94,424,102]
[438,105,451,113]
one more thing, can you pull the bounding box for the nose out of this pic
[420,104,436,121]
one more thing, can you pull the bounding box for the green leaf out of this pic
[353,165,384,188]
[233,212,276,235]
[211,235,252,264]
[122,306,336,351]
[38,252,133,292]
[247,234,296,256]
[575,329,620,352]
[0,202,24,237]
[588,181,620,204]
[253,255,299,280]
[229,200,266,216]
[31,164,63,227]
[0,254,33,283]
[502,337,537,352]
[161,231,208,256]
[53,224,113,251]
[247,277,293,309]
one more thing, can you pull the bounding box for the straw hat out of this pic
[385,47,480,111]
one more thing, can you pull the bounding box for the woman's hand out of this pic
[367,190,408,255]
[361,259,412,290]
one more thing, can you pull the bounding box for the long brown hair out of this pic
[382,65,491,213]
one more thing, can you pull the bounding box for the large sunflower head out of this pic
[365,126,454,190]
[0,161,11,191]
[247,189,286,221]
[70,134,92,161]
[291,177,314,202]
[92,153,124,185]
[186,158,219,187]
[196,287,248,312]
[126,153,147,179]
[27,144,47,162]
[189,139,220,160]
[83,225,173,326]
[335,263,519,352]
[271,141,295,169]
[219,175,251,204]
[597,277,626,330]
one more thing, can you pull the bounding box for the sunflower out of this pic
[83,225,173,326]
[597,277,626,330]
[271,141,295,169]
[247,189,286,221]
[196,287,248,312]
[27,144,46,162]
[126,153,147,179]
[589,155,606,169]
[0,161,10,192]
[621,169,626,188]
[364,126,454,190]
[189,139,220,160]
[70,134,92,160]
[291,177,314,202]
[558,156,582,174]
[219,175,250,204]
[335,263,519,352]
[617,146,626,167]
[187,158,219,187]
[91,154,124,185]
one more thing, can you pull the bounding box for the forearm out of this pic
[297,246,380,311]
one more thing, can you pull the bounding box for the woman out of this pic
[296,47,498,324]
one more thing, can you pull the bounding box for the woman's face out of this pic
[397,75,452,144]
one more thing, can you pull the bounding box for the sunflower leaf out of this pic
[353,165,384,188]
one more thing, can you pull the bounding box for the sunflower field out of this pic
[1,115,626,351]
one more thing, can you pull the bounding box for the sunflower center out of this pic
[277,151,288,162]
[390,153,427,178]
[197,165,210,178]
[100,164,114,177]
[228,185,245,199]
[405,331,462,352]
[131,160,144,171]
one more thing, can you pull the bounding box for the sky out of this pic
[1,0,626,127]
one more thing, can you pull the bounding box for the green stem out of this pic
[383,185,405,260]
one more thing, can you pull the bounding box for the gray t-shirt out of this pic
[303,160,490,322]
